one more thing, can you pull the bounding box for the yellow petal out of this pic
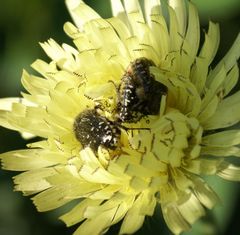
[120,192,150,234]
[168,6,183,52]
[178,193,205,224]
[129,176,149,191]
[74,195,133,235]
[60,199,102,226]
[203,65,226,105]
[222,63,239,96]
[190,57,208,95]
[0,149,66,171]
[107,16,131,42]
[162,203,190,235]
[13,168,54,193]
[169,0,186,36]
[144,0,162,25]
[222,33,240,71]
[183,2,200,60]
[31,59,58,78]
[211,33,240,80]
[40,39,78,70]
[199,22,220,66]
[192,177,220,209]
[217,162,240,181]
[123,0,145,38]
[32,183,101,212]
[203,130,240,147]
[184,158,223,175]
[171,168,193,190]
[148,10,170,58]
[110,0,129,27]
[198,95,219,124]
[65,0,100,30]
[204,90,240,130]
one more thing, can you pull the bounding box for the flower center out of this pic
[129,109,203,168]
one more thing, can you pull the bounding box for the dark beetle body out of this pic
[117,57,167,122]
[73,109,120,152]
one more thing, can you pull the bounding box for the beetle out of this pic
[73,109,121,153]
[73,108,151,155]
[117,57,167,122]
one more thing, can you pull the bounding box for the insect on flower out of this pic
[74,108,151,157]
[73,109,121,153]
[117,57,167,122]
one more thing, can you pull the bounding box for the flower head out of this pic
[1,0,240,234]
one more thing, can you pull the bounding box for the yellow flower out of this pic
[0,0,240,234]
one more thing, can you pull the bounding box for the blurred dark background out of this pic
[0,0,239,235]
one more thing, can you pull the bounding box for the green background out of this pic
[0,0,239,235]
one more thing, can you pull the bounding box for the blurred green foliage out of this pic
[193,0,239,19]
[0,1,239,235]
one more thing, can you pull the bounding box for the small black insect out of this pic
[117,57,167,122]
[73,109,120,153]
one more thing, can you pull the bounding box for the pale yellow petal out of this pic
[65,0,100,30]
[79,148,125,184]
[203,130,240,147]
[129,176,149,191]
[222,63,239,96]
[168,6,183,52]
[82,19,129,60]
[203,65,226,105]
[171,168,193,190]
[107,17,131,42]
[110,0,129,27]
[184,158,223,175]
[31,59,58,78]
[202,146,240,157]
[21,70,49,96]
[148,10,170,58]
[32,183,101,212]
[199,22,220,66]
[74,195,133,235]
[0,97,35,111]
[178,193,205,224]
[124,163,160,178]
[182,2,200,60]
[123,0,145,38]
[159,184,178,204]
[87,185,122,200]
[63,21,81,39]
[210,33,240,80]
[144,0,162,25]
[0,149,66,171]
[169,0,186,36]
[60,199,103,226]
[217,162,240,181]
[40,39,78,70]
[123,0,143,17]
[162,204,190,235]
[192,177,220,209]
[190,57,208,95]
[222,33,240,71]
[120,192,151,234]
[204,90,240,130]
[13,168,55,193]
[198,95,219,124]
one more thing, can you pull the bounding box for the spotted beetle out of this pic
[117,57,167,122]
[73,109,120,153]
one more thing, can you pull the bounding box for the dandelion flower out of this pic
[1,0,240,234]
